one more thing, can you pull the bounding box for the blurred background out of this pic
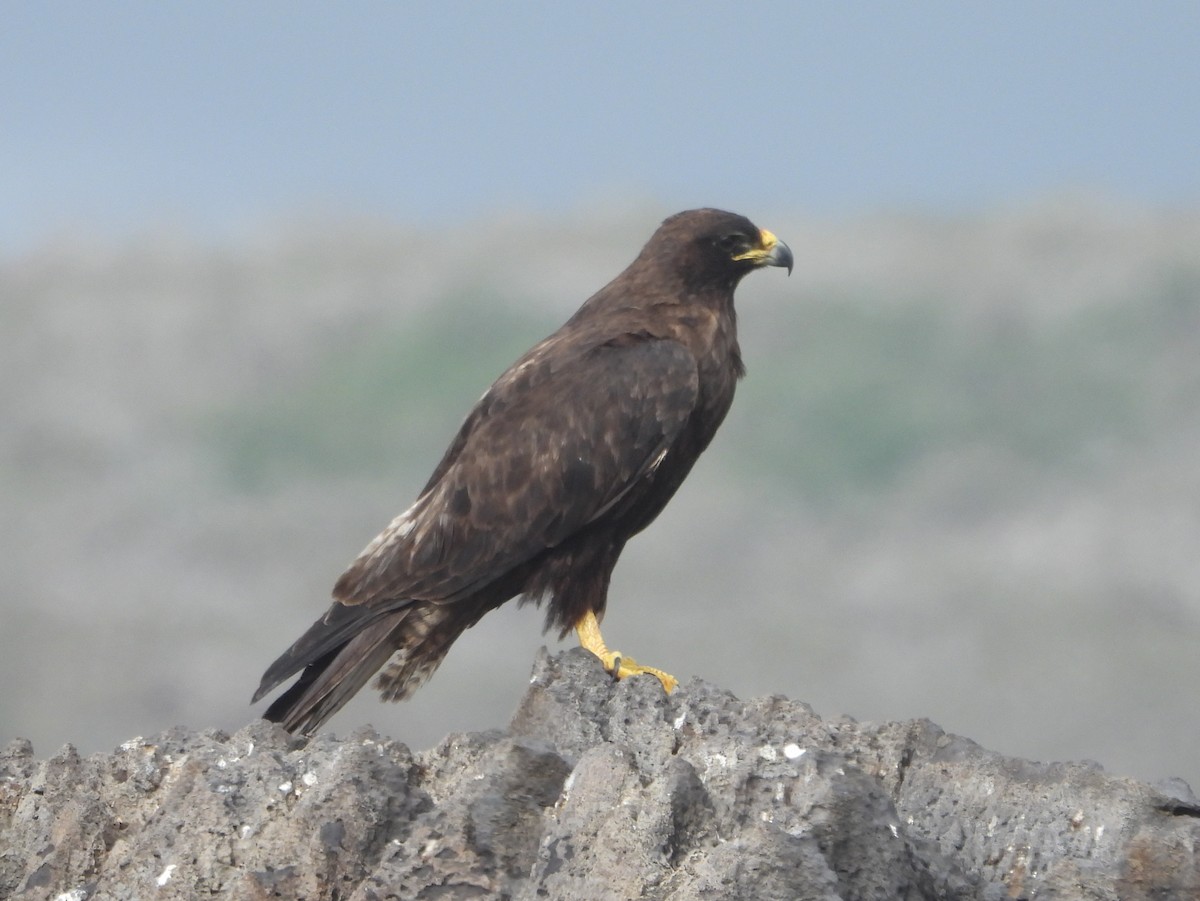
[3,3,1199,788]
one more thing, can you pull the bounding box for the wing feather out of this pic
[334,334,699,606]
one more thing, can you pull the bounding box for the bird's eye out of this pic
[716,233,748,253]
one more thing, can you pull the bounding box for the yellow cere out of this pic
[732,228,779,263]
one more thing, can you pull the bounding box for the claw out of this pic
[574,610,678,694]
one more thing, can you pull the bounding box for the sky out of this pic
[2,2,1198,249]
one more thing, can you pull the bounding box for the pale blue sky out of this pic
[3,2,1198,249]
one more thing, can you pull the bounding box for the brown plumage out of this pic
[253,208,793,735]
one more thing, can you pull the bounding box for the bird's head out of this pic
[646,209,793,289]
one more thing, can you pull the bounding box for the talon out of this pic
[574,610,678,694]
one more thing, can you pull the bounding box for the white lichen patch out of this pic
[555,770,577,810]
[301,771,318,787]
[758,745,778,762]
[53,890,89,901]
[156,864,177,886]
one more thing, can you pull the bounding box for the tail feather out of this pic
[253,600,401,704]
[254,599,475,736]
[260,612,410,735]
[373,603,472,703]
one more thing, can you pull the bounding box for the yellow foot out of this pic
[607,653,679,693]
[574,609,679,693]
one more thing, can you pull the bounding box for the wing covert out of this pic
[334,335,700,606]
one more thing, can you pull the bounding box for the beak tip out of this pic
[771,239,794,275]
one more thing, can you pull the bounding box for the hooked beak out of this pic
[734,228,794,275]
[758,229,793,275]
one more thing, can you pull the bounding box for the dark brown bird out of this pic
[253,208,793,735]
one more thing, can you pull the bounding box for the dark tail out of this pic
[252,599,470,736]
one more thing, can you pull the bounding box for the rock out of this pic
[2,648,1197,900]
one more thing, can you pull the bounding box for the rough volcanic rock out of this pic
[2,649,1197,900]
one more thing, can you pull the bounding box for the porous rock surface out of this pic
[2,649,1197,900]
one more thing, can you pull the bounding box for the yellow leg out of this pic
[574,610,678,693]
